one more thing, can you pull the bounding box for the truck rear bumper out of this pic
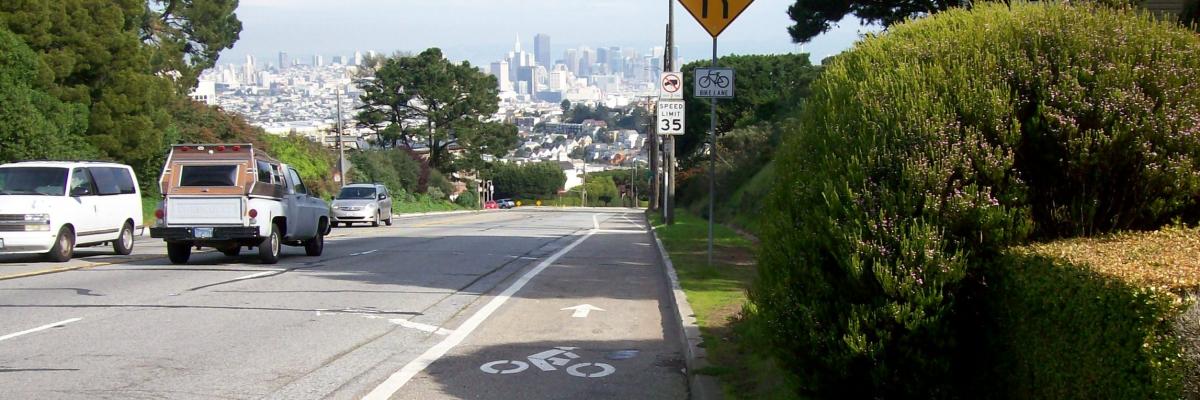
[150,227,260,241]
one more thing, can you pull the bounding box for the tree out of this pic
[141,0,243,90]
[786,0,963,43]
[1,0,177,184]
[0,27,96,163]
[356,48,504,172]
[680,53,821,162]
[492,162,566,199]
[560,99,571,116]
[451,120,519,173]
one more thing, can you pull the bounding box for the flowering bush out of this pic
[754,2,1200,397]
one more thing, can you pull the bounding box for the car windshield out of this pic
[0,167,68,196]
[180,165,239,186]
[337,187,377,200]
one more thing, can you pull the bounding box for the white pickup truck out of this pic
[149,144,330,264]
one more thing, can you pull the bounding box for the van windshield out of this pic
[337,187,377,200]
[180,165,239,187]
[0,167,68,196]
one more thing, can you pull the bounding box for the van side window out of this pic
[70,168,96,196]
[287,168,308,195]
[89,167,136,195]
[256,160,273,183]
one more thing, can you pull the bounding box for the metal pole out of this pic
[708,37,717,266]
[664,0,676,223]
[336,87,345,187]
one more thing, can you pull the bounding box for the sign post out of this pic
[679,0,752,266]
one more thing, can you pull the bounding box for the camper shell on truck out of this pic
[149,144,330,264]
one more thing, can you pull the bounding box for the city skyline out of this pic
[220,0,875,68]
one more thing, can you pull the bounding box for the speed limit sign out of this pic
[657,100,685,135]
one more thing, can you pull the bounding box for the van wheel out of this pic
[167,242,191,264]
[372,212,380,227]
[113,222,134,255]
[46,226,75,263]
[304,229,324,256]
[384,214,393,226]
[259,223,282,264]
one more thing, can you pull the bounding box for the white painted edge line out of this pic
[362,216,600,400]
[350,249,379,256]
[593,214,601,230]
[0,318,83,343]
[389,318,454,336]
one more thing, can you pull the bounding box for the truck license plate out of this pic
[194,228,214,239]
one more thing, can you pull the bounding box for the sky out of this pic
[222,0,878,67]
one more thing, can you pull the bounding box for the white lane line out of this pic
[350,249,379,256]
[595,229,646,234]
[0,318,83,343]
[390,319,455,336]
[363,228,598,399]
[230,270,281,281]
[622,215,647,230]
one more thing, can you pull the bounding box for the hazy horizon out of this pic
[219,0,877,67]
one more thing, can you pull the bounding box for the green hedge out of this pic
[981,249,1191,399]
[755,2,1200,397]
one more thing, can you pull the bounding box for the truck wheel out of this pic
[304,228,324,256]
[259,223,281,264]
[46,226,75,263]
[113,222,134,256]
[167,242,191,265]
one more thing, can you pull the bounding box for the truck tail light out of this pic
[232,145,241,151]
[155,209,165,219]
[217,145,226,152]
[248,209,258,218]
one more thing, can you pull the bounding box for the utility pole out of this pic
[664,0,677,225]
[335,86,346,187]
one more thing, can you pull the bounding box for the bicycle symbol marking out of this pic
[479,347,616,379]
[697,70,731,89]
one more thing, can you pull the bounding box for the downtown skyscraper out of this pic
[534,33,551,68]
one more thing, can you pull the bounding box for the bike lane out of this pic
[384,215,688,400]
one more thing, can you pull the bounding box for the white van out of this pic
[0,161,144,262]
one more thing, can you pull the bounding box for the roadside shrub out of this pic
[260,134,338,198]
[455,189,479,209]
[349,149,422,195]
[492,161,566,199]
[755,2,1200,397]
[428,170,454,200]
[982,241,1194,399]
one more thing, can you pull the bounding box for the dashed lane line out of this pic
[0,318,83,343]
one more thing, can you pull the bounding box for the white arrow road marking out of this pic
[0,318,82,343]
[389,318,454,336]
[560,304,605,318]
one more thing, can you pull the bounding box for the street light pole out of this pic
[335,86,346,187]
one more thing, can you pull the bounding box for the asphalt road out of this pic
[0,208,686,400]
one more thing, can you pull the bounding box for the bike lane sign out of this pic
[694,67,734,99]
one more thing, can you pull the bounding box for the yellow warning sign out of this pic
[678,0,755,37]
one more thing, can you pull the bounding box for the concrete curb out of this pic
[648,219,724,400]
